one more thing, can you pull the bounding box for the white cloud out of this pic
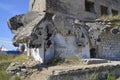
[0,37,16,50]
[0,2,20,15]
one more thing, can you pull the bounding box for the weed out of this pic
[107,73,115,80]
[14,75,20,80]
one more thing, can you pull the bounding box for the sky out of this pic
[0,0,29,50]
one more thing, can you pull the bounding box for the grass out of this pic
[63,56,82,64]
[54,55,83,65]
[107,73,116,80]
[0,53,28,80]
[86,73,98,80]
[97,15,120,27]
[85,72,116,80]
[0,71,10,80]
[97,15,120,21]
[13,75,20,80]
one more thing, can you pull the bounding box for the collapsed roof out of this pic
[8,12,45,44]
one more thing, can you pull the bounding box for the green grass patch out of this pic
[107,73,116,80]
[0,71,10,80]
[13,75,20,80]
[0,54,28,80]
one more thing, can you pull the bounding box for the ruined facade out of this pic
[30,0,120,20]
[8,0,120,63]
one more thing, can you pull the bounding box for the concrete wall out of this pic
[27,32,90,63]
[86,22,120,60]
[54,33,90,59]
[27,45,54,63]
[49,64,120,80]
[30,0,120,20]
[52,14,90,59]
[98,32,120,60]
[28,0,120,61]
[29,0,46,13]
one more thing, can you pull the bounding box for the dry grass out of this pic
[97,15,120,21]
[97,15,120,28]
[13,54,29,63]
[63,56,82,65]
[54,56,83,65]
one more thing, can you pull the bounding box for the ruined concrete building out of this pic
[8,0,120,63]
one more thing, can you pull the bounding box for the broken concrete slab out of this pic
[82,58,108,65]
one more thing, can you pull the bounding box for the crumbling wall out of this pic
[29,13,91,60]
[29,13,54,48]
[29,0,120,20]
[98,32,120,60]
[86,22,120,60]
[54,33,90,58]
[8,12,41,34]
[29,0,46,12]
[52,14,90,59]
[8,0,120,62]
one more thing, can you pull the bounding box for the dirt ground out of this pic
[21,61,120,80]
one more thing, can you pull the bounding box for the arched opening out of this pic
[90,48,96,58]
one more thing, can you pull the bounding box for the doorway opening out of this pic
[90,48,96,58]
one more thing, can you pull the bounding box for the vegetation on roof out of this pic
[97,15,120,21]
[96,15,120,28]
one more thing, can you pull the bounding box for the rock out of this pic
[10,62,19,66]
[16,72,21,77]
[21,69,27,73]
[6,62,20,75]
[6,62,28,75]
[6,60,40,79]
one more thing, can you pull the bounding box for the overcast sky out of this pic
[0,0,29,50]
